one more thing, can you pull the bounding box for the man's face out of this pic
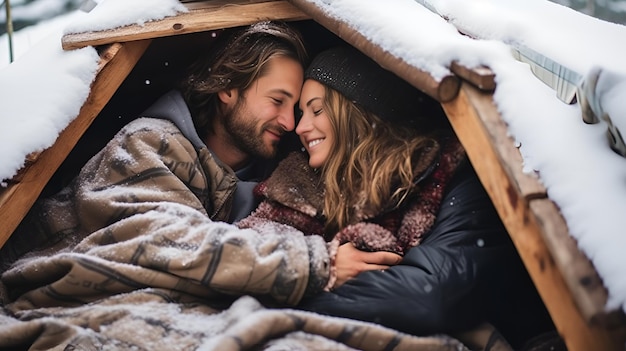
[222,56,303,159]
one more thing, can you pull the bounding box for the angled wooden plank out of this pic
[531,199,625,328]
[0,39,151,249]
[441,81,625,351]
[62,0,309,50]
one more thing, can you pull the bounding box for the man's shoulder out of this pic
[121,117,179,134]
[113,117,197,154]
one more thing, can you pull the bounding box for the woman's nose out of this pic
[295,113,310,135]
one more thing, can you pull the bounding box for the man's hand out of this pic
[333,242,402,289]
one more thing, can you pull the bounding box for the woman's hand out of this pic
[333,242,402,288]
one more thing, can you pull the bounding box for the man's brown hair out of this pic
[180,21,308,140]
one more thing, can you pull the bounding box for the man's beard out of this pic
[223,96,281,159]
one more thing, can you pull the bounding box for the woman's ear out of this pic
[218,89,238,105]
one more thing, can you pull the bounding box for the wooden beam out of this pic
[0,40,151,249]
[62,0,309,50]
[455,81,613,327]
[531,199,625,328]
[442,82,626,351]
[450,62,496,92]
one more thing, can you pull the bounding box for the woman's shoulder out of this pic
[270,152,316,182]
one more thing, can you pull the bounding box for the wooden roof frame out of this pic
[1,0,624,349]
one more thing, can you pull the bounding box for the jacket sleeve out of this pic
[3,119,330,308]
[298,161,547,340]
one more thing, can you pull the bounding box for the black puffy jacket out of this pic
[299,160,554,348]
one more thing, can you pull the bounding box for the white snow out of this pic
[63,0,187,34]
[1,0,626,314]
[0,14,99,185]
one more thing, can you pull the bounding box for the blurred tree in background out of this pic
[550,0,626,24]
[1,0,81,35]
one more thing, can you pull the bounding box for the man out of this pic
[0,21,415,351]
[0,21,330,311]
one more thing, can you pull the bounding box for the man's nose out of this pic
[277,106,296,132]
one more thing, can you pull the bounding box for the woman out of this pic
[239,46,465,287]
[239,46,554,348]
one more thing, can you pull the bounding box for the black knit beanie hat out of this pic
[305,46,443,125]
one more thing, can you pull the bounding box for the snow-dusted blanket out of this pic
[0,287,467,350]
[0,116,469,350]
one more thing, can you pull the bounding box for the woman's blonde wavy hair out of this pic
[319,85,438,235]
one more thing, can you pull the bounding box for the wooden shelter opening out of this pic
[1,1,625,349]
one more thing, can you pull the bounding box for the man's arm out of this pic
[2,118,330,310]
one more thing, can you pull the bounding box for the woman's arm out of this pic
[298,162,552,346]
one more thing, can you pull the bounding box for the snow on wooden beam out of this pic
[288,0,462,103]
[0,40,151,249]
[450,62,496,92]
[442,81,626,351]
[531,199,624,328]
[61,0,309,51]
